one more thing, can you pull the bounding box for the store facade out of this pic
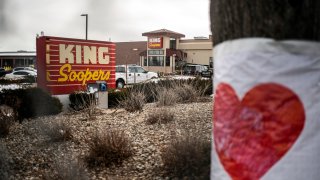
[0,29,213,74]
[140,29,213,74]
[0,51,36,70]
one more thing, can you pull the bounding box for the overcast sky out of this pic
[0,0,210,51]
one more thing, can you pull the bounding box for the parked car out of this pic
[5,70,37,79]
[183,64,209,76]
[12,67,37,72]
[115,64,158,88]
[200,66,213,78]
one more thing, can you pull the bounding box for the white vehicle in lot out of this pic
[12,67,37,73]
[115,64,158,88]
[5,70,37,79]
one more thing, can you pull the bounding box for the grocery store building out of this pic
[0,29,213,74]
[107,29,213,74]
[139,29,213,74]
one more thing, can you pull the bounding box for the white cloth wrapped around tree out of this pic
[212,38,320,180]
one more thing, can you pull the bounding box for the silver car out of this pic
[5,70,37,79]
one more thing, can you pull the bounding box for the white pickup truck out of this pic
[115,64,158,88]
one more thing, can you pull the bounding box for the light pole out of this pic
[81,14,88,40]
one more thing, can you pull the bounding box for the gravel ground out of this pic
[1,99,212,179]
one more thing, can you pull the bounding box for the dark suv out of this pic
[183,64,212,77]
[200,68,213,78]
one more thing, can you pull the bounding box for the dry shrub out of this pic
[46,155,89,180]
[1,88,63,121]
[161,134,211,179]
[119,91,145,112]
[69,92,97,120]
[0,144,13,179]
[156,79,209,106]
[127,78,212,106]
[156,88,179,107]
[86,129,133,167]
[82,95,97,120]
[0,105,15,138]
[146,108,174,125]
[37,118,73,142]
[174,84,200,103]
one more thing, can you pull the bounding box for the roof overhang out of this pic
[142,29,185,38]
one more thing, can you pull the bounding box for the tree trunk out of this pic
[210,0,320,45]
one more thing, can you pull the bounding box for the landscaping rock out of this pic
[0,99,212,179]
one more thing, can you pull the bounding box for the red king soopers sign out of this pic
[148,37,163,49]
[36,36,116,95]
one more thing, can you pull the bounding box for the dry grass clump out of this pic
[37,118,73,142]
[156,89,175,106]
[161,134,211,179]
[85,129,133,168]
[124,78,212,109]
[174,84,200,103]
[156,80,209,106]
[0,144,13,179]
[0,105,15,138]
[46,155,89,180]
[69,92,98,120]
[156,88,179,107]
[119,91,146,112]
[146,108,174,125]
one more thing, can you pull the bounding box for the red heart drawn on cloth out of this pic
[214,83,305,180]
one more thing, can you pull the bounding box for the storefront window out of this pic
[3,59,13,67]
[170,38,176,49]
[148,50,164,55]
[15,59,25,67]
[148,56,164,66]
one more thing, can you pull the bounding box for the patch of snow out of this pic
[0,84,23,91]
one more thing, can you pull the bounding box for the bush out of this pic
[156,88,179,107]
[119,91,145,112]
[69,89,128,109]
[69,92,96,111]
[0,76,36,85]
[161,134,211,179]
[189,77,213,96]
[0,89,23,120]
[0,88,62,122]
[0,88,63,121]
[108,89,128,108]
[128,78,212,105]
[21,75,37,83]
[174,84,199,103]
[0,144,13,179]
[0,105,15,138]
[86,129,133,167]
[19,88,63,120]
[46,155,89,180]
[128,82,158,103]
[146,108,174,125]
[69,92,97,120]
[37,118,72,142]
